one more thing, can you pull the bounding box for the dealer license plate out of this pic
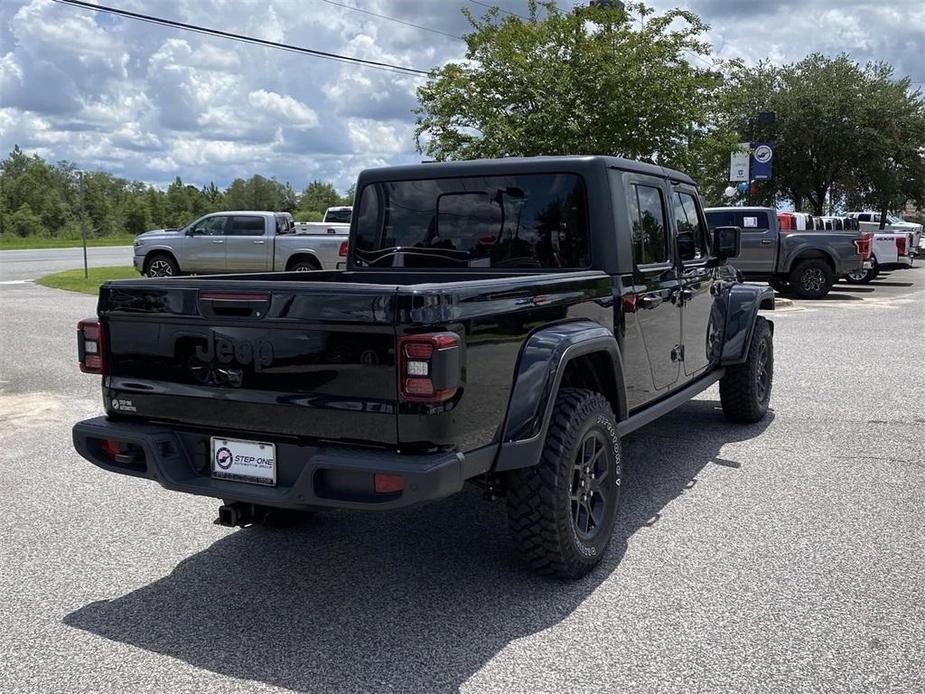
[211,437,277,486]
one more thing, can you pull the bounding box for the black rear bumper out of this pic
[72,416,486,511]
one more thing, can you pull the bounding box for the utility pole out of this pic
[79,171,88,279]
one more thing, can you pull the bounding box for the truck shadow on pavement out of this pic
[65,400,772,693]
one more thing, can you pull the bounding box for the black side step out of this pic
[616,369,725,437]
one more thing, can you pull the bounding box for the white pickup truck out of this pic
[292,206,352,235]
[845,212,921,257]
[844,230,914,283]
[133,211,348,277]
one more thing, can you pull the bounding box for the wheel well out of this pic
[559,352,625,421]
[144,250,178,270]
[792,250,835,273]
[759,296,775,310]
[286,254,321,271]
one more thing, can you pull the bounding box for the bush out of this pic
[8,204,43,237]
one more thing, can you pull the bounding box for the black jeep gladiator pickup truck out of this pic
[73,156,775,578]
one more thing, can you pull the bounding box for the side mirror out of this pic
[713,225,741,260]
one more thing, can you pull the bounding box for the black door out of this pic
[627,180,681,393]
[672,187,721,380]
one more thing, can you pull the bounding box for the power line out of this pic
[52,0,431,76]
[316,0,463,40]
[467,1,530,22]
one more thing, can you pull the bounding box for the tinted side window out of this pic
[630,184,668,265]
[190,216,226,236]
[673,192,706,261]
[858,214,871,222]
[227,216,266,236]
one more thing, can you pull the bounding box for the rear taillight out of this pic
[338,241,348,257]
[77,319,106,374]
[854,234,872,260]
[397,333,460,403]
[896,236,907,256]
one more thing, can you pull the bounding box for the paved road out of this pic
[0,246,133,281]
[0,270,923,693]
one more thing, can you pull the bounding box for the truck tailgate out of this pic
[99,279,399,445]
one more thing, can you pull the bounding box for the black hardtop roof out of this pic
[356,155,696,187]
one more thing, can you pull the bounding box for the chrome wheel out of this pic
[846,269,867,282]
[800,266,825,293]
[146,258,174,277]
[570,430,610,541]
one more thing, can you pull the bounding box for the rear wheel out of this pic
[144,253,179,277]
[288,256,321,272]
[505,388,622,579]
[789,259,834,299]
[720,316,773,423]
[845,265,875,284]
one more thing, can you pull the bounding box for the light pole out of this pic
[79,170,89,279]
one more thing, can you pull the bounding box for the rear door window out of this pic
[629,184,669,266]
[673,192,706,261]
[226,216,266,236]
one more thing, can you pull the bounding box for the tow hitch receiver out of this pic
[215,501,259,527]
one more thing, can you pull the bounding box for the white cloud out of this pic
[0,0,921,194]
[247,90,319,127]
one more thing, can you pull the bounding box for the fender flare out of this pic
[143,248,181,273]
[493,320,626,472]
[285,251,323,271]
[720,284,775,365]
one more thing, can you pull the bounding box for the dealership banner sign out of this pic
[750,142,774,180]
[729,143,750,182]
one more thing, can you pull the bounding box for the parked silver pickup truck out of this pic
[705,207,868,299]
[133,211,348,277]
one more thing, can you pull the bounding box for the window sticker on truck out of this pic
[743,216,758,228]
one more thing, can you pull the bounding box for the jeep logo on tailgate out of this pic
[194,333,274,372]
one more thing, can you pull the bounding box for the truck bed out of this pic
[98,269,611,449]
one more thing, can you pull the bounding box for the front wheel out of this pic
[789,259,834,299]
[505,388,622,579]
[720,316,773,423]
[144,253,179,278]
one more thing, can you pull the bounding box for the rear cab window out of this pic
[352,173,590,269]
[705,210,771,231]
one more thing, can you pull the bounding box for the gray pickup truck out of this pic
[133,211,348,277]
[705,207,869,299]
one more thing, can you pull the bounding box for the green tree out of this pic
[8,203,43,237]
[414,1,722,170]
[855,67,925,224]
[297,180,340,221]
[714,54,925,215]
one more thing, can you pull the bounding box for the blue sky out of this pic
[1,0,922,194]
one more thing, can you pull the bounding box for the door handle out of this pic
[760,239,773,245]
[211,239,224,244]
[639,295,662,309]
[253,240,265,245]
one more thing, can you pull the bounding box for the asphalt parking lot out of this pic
[0,265,923,693]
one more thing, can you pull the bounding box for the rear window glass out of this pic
[324,208,352,223]
[353,174,590,269]
[705,210,771,231]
